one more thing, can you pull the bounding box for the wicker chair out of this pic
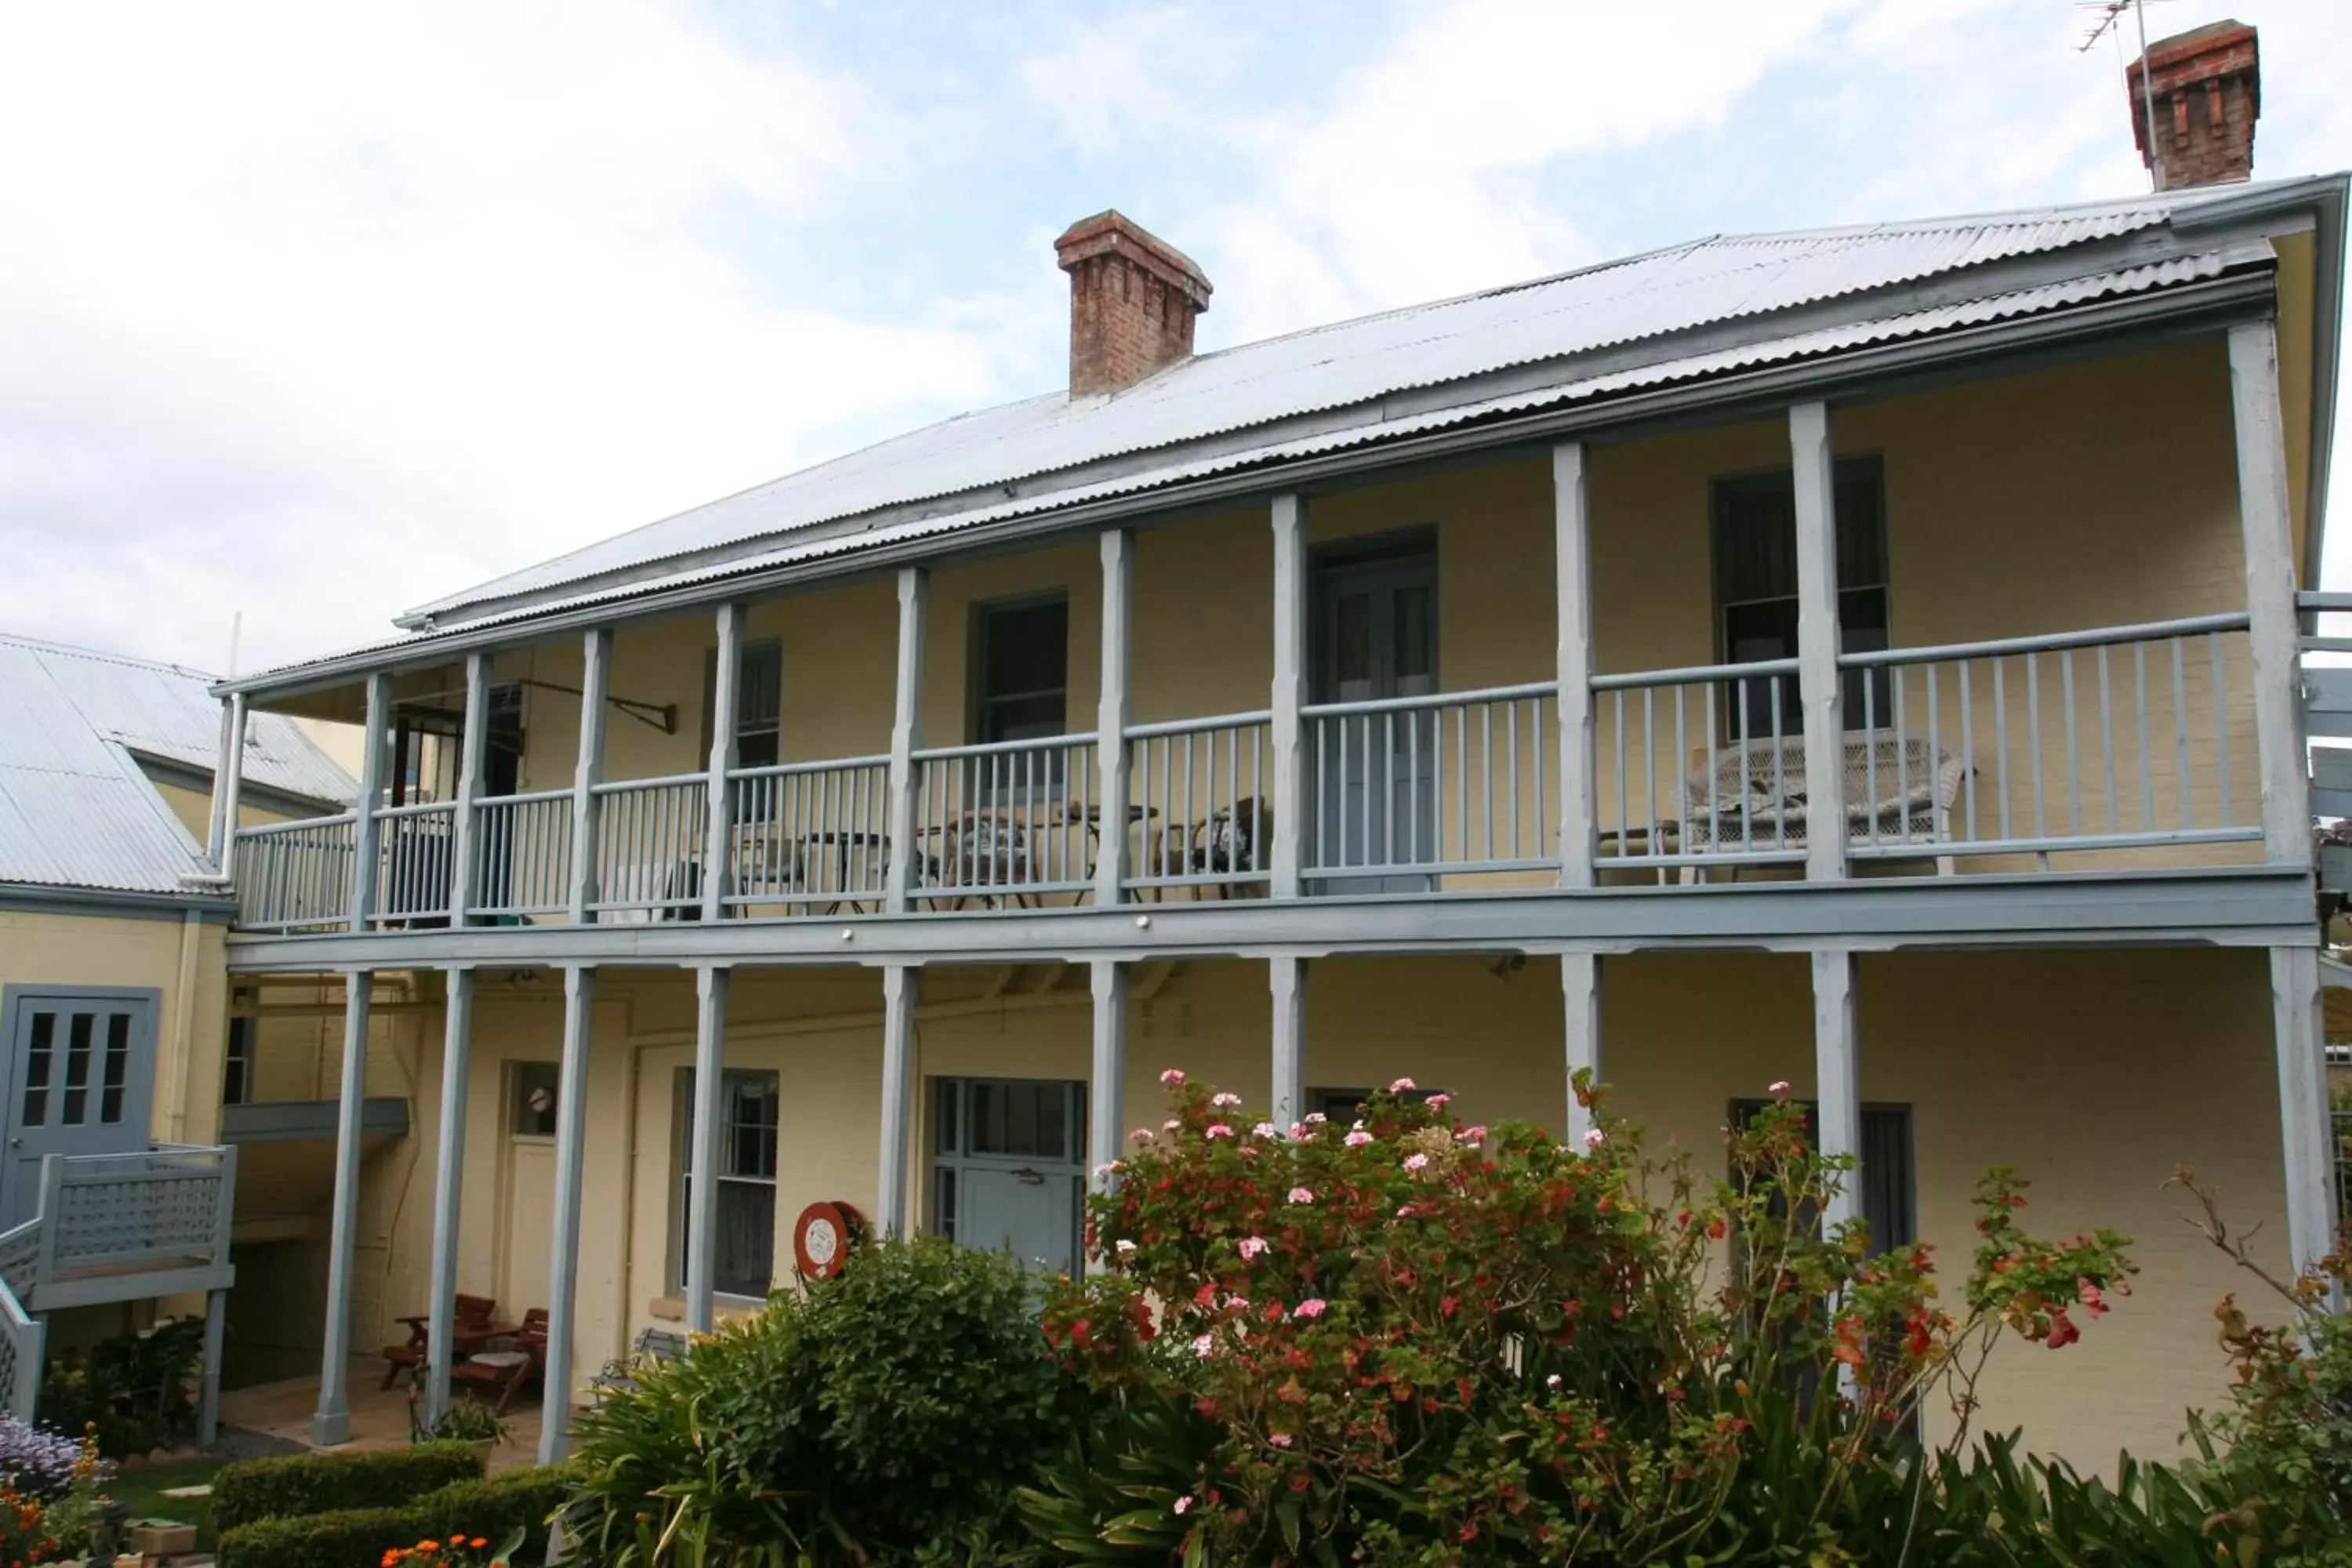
[1679,735,1966,875]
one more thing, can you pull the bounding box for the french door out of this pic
[1314,546,1439,893]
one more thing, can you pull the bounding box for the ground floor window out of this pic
[1730,1099,1915,1252]
[675,1069,780,1298]
[931,1077,1086,1275]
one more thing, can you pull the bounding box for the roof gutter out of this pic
[215,266,2277,704]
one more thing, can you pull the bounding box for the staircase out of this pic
[0,1145,238,1432]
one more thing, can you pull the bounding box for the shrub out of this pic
[213,1463,572,1568]
[1029,1071,2136,1565]
[568,1236,1075,1565]
[38,1316,205,1457]
[211,1439,484,1534]
[0,1413,101,1501]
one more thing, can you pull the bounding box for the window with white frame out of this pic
[676,1069,780,1298]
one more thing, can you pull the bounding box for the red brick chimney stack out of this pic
[1054,211,1213,398]
[2125,19,2260,191]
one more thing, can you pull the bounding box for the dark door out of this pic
[0,988,158,1228]
[1314,548,1439,893]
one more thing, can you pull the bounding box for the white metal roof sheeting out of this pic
[0,635,355,895]
[405,183,2274,626]
[267,240,2255,685]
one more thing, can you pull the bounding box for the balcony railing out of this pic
[1304,682,1556,885]
[225,612,2274,935]
[911,735,1100,906]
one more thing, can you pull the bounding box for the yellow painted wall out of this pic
[358,943,2288,1475]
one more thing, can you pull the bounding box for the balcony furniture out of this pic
[917,812,1036,909]
[1190,797,1272,900]
[450,1307,548,1414]
[1058,802,1161,898]
[793,829,887,914]
[380,1291,499,1388]
[1679,735,1965,876]
[590,1326,688,1396]
[1595,822,1680,885]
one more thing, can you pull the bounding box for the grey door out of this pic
[1315,549,1439,893]
[0,988,158,1229]
[933,1078,1084,1275]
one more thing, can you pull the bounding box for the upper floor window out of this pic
[1713,456,1889,738]
[222,1016,255,1106]
[702,640,783,770]
[972,596,1069,745]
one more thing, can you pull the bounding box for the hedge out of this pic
[210,1439,486,1534]
[214,1464,575,1568]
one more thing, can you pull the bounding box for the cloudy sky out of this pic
[2,0,2347,677]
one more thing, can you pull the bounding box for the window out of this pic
[511,1061,561,1138]
[677,1069,779,1298]
[972,597,1069,745]
[1713,457,1889,739]
[702,640,783,771]
[1310,1085,1447,1123]
[1729,1099,1915,1253]
[223,1017,255,1106]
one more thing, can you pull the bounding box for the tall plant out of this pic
[1030,1072,2133,1566]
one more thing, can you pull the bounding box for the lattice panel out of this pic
[53,1173,220,1266]
[0,1227,39,1298]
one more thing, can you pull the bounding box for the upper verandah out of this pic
[219,175,2347,697]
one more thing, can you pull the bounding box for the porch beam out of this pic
[1555,443,1596,887]
[2268,946,2341,1287]
[197,1289,226,1446]
[351,673,391,929]
[539,964,596,1465]
[422,965,475,1425]
[1789,402,1848,882]
[309,968,373,1446]
[702,605,745,921]
[447,654,491,926]
[1562,953,1600,1143]
[684,964,730,1330]
[1810,949,1860,1236]
[2227,319,2315,867]
[1270,955,1305,1127]
[876,963,920,1237]
[1088,960,1127,1216]
[1095,530,1134,909]
[207,692,248,871]
[567,630,612,925]
[884,569,929,914]
[1269,495,1308,900]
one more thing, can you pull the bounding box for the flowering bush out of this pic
[1030,1073,2134,1564]
[0,1418,98,1504]
[380,1526,521,1567]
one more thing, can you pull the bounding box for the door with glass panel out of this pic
[1314,546,1439,893]
[931,1078,1084,1276]
[0,988,158,1228]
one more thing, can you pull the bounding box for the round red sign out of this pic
[793,1200,863,1279]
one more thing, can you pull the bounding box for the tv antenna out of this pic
[2077,0,2183,191]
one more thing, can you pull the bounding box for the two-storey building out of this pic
[205,25,2344,1472]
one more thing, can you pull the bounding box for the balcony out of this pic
[227,604,2274,942]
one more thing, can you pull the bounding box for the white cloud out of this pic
[1196,0,1856,340]
[0,0,1001,672]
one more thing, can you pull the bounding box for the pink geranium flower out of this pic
[1206,1123,1234,1140]
[1344,1130,1374,1147]
[1293,1298,1327,1320]
[1287,1187,1315,1204]
[1403,1152,1431,1174]
[1237,1236,1270,1260]
[1388,1077,1417,1093]
[1210,1091,1243,1109]
[1160,1069,1186,1087]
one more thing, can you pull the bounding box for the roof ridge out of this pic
[0,630,217,681]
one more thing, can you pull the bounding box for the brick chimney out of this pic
[2125,19,2259,191]
[1054,211,1212,397]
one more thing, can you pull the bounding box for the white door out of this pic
[934,1078,1083,1276]
[0,988,158,1228]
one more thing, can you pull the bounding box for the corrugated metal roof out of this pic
[403,180,2297,630]
[0,634,355,895]
[252,237,2270,686]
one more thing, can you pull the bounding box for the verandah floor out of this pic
[216,1357,546,1475]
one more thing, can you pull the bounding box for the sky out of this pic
[2,0,2348,678]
